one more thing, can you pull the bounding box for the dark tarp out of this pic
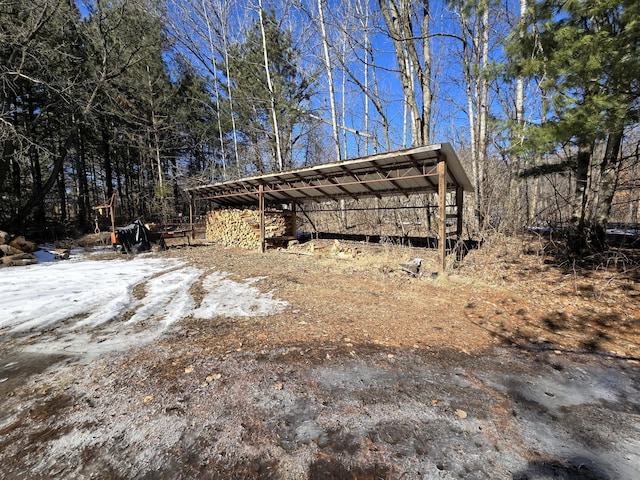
[115,220,153,253]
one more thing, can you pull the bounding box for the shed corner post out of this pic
[438,156,447,275]
[259,183,266,253]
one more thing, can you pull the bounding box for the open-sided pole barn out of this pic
[186,143,473,273]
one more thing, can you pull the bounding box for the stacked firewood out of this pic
[205,208,289,249]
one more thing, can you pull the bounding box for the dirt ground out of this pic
[1,236,639,479]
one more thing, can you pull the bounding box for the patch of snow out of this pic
[193,272,288,319]
[124,266,200,328]
[0,254,288,357]
[1,258,179,332]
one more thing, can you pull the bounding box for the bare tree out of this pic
[451,0,491,228]
[256,0,284,170]
[166,0,243,176]
[316,0,341,161]
[378,0,432,146]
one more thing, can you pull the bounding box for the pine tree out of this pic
[224,9,313,173]
[0,0,83,232]
[172,54,222,182]
[81,0,177,225]
[507,0,640,253]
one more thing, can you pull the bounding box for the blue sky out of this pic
[74,0,522,162]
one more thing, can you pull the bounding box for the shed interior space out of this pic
[186,143,473,272]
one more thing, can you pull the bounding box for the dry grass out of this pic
[75,232,111,248]
[160,234,640,362]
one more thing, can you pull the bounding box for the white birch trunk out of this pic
[460,15,479,227]
[258,0,283,171]
[317,0,341,162]
[362,0,370,155]
[202,0,226,179]
[514,0,526,223]
[477,3,489,227]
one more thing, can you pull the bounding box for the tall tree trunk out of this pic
[341,41,348,159]
[1,126,76,232]
[514,0,527,228]
[257,0,283,171]
[590,129,624,250]
[12,149,21,197]
[146,65,164,192]
[378,0,431,146]
[361,0,370,155]
[477,3,489,227]
[569,140,594,253]
[115,137,124,216]
[27,93,45,224]
[76,123,91,232]
[460,13,481,228]
[457,0,490,230]
[317,0,341,162]
[223,44,241,176]
[57,163,67,225]
[202,0,227,178]
[28,143,45,224]
[332,0,388,152]
[102,120,114,199]
[419,0,431,143]
[0,137,15,194]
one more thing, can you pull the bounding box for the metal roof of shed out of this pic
[186,143,472,207]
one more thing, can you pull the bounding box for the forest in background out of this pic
[1,0,638,254]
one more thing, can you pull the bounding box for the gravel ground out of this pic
[1,241,639,479]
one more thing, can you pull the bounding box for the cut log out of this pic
[0,244,23,256]
[9,236,37,253]
[1,252,37,267]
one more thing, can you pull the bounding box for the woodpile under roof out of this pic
[186,144,472,273]
[205,209,292,250]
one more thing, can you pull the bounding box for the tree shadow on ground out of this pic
[512,456,612,480]
[308,457,391,480]
[476,308,639,362]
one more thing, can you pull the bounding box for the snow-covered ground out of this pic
[0,249,288,358]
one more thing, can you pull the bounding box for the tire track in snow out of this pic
[1,256,288,359]
[124,266,201,328]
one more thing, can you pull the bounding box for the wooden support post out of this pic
[189,193,194,241]
[259,184,266,252]
[290,202,297,237]
[456,186,464,239]
[109,202,115,234]
[438,157,447,274]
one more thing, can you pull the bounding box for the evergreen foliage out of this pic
[224,9,313,173]
[506,0,640,251]
[0,0,217,234]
